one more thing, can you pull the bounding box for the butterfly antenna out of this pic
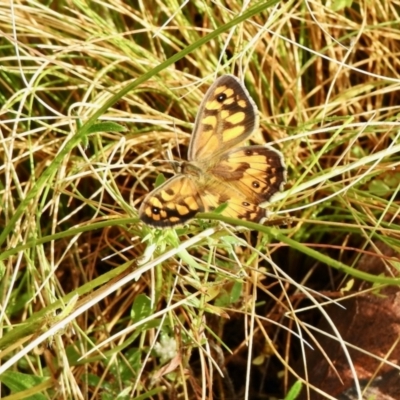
[150,159,181,173]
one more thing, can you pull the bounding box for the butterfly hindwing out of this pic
[139,176,204,227]
[199,179,269,223]
[210,145,286,204]
[188,75,258,161]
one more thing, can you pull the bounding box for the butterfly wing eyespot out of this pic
[188,75,258,162]
[139,176,204,228]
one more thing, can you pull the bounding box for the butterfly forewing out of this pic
[187,75,258,162]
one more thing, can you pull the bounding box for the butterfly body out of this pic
[139,75,286,228]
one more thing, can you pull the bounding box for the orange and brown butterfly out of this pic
[139,74,286,228]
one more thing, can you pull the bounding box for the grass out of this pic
[1,1,400,399]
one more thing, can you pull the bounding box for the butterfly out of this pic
[139,74,286,228]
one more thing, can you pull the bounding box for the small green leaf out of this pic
[214,281,243,307]
[368,180,390,196]
[87,122,126,134]
[384,172,400,188]
[155,173,166,187]
[284,380,302,400]
[131,294,152,323]
[0,371,47,400]
[230,281,243,303]
[331,0,352,11]
[213,202,228,214]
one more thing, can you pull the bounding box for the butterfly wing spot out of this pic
[150,197,163,209]
[222,97,235,105]
[162,188,176,201]
[226,112,245,124]
[223,125,246,142]
[221,110,230,119]
[176,204,191,216]
[237,99,247,108]
[183,196,201,211]
[202,115,217,128]
[169,216,181,224]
